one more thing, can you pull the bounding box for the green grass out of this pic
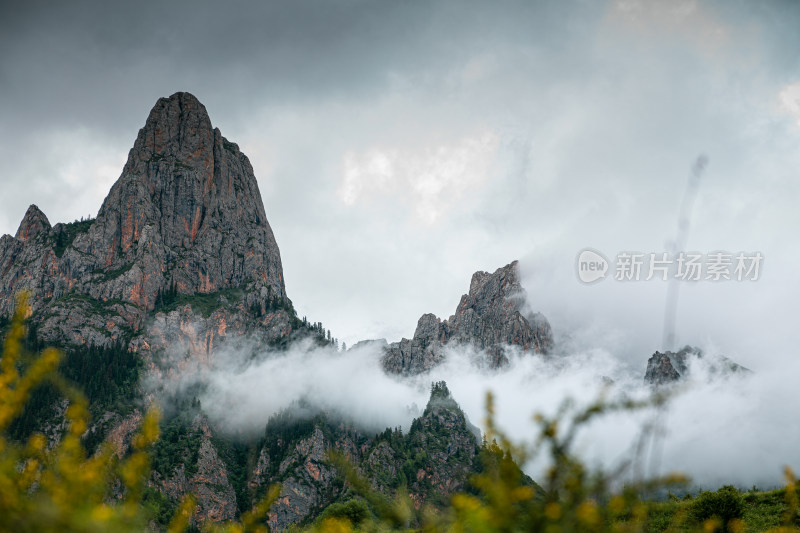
[640,486,799,532]
[742,488,798,532]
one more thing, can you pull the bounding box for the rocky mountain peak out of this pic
[382,261,554,375]
[14,204,51,242]
[0,92,289,348]
[88,90,285,302]
[466,260,520,298]
[135,92,213,164]
[644,345,751,386]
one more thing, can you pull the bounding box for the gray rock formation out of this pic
[644,345,751,386]
[0,92,290,350]
[382,260,553,374]
[15,205,51,242]
[90,91,285,304]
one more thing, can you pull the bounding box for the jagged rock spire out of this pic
[14,204,51,242]
[87,91,286,303]
[382,260,554,374]
[644,345,751,386]
[0,92,289,346]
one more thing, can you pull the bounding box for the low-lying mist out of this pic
[149,323,800,492]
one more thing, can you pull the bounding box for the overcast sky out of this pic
[2,0,799,372]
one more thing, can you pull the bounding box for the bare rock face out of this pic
[130,302,294,366]
[253,421,366,531]
[0,92,320,530]
[382,261,553,374]
[15,205,51,242]
[0,92,288,349]
[88,92,285,304]
[644,345,751,386]
[644,350,689,385]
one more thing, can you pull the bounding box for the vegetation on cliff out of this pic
[6,320,141,449]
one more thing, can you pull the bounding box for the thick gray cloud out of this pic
[2,1,799,381]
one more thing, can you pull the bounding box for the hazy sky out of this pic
[2,0,799,373]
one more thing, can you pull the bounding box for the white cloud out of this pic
[155,331,800,490]
[338,133,499,224]
[0,127,125,231]
[778,82,800,128]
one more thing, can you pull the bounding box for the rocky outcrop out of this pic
[382,261,553,374]
[0,93,309,527]
[15,205,51,242]
[644,345,751,386]
[0,92,290,350]
[266,427,341,531]
[102,409,143,457]
[88,91,285,305]
[130,302,294,366]
[382,314,446,375]
[251,418,366,531]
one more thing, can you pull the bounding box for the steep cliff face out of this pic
[383,261,553,374]
[0,93,306,522]
[644,345,751,386]
[0,92,288,351]
[88,92,285,305]
[14,205,51,242]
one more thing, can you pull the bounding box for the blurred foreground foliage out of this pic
[0,295,278,533]
[0,294,160,532]
[1,294,798,532]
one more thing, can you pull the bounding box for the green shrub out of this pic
[150,418,203,479]
[317,500,370,527]
[691,485,744,530]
